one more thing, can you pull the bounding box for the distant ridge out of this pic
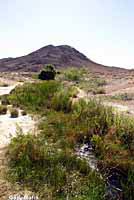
[0,45,128,73]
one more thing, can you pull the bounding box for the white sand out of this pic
[0,84,35,148]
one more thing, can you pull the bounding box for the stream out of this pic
[76,142,124,199]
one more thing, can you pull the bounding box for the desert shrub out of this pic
[95,78,106,87]
[10,108,19,118]
[38,64,56,80]
[0,82,9,87]
[92,87,105,95]
[0,105,7,114]
[73,99,114,136]
[1,95,10,105]
[64,68,82,81]
[51,89,72,113]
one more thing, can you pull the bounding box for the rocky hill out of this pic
[0,45,128,73]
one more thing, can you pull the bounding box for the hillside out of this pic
[0,45,128,73]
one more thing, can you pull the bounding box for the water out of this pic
[76,142,123,199]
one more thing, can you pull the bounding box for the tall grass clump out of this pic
[8,81,60,113]
[51,88,73,113]
[64,68,83,82]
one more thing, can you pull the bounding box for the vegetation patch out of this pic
[10,108,19,118]
[6,72,134,199]
[0,105,7,114]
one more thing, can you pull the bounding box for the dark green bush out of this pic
[38,64,56,80]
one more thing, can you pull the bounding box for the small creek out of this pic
[76,142,124,199]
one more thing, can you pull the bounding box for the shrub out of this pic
[10,108,19,118]
[51,89,72,113]
[91,135,104,157]
[92,87,105,95]
[0,105,7,114]
[64,68,82,81]
[38,64,56,80]
[1,95,10,105]
[21,110,27,116]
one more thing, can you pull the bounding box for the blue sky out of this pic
[0,0,134,68]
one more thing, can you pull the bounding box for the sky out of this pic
[0,0,134,68]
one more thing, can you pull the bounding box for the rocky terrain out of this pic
[0,45,129,73]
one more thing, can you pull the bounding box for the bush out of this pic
[92,87,105,95]
[38,64,56,80]
[21,110,27,116]
[51,89,72,113]
[1,95,10,105]
[64,68,82,81]
[0,105,7,114]
[10,108,19,118]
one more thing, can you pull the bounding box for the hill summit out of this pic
[0,45,91,72]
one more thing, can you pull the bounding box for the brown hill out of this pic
[0,45,128,73]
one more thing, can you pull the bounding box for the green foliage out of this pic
[1,94,10,105]
[92,87,105,95]
[0,105,7,114]
[7,80,134,199]
[7,132,105,199]
[38,64,56,80]
[10,108,19,118]
[64,68,83,81]
[51,89,72,113]
[122,167,134,200]
[8,81,60,113]
[91,135,104,157]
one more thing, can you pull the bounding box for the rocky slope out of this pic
[0,45,128,73]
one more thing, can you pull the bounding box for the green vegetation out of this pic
[0,105,7,114]
[38,64,56,80]
[64,68,84,81]
[6,69,134,199]
[10,108,19,118]
[92,87,105,95]
[8,81,60,113]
